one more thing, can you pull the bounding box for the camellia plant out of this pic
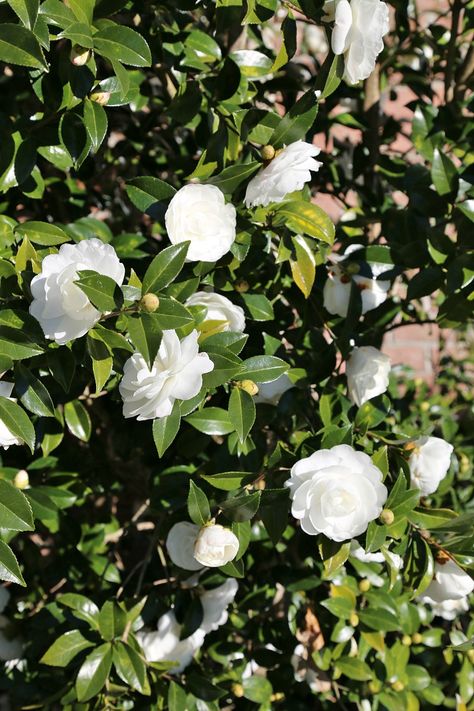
[0,0,473,709]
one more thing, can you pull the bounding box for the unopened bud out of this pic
[420,401,430,412]
[237,380,259,397]
[391,681,404,692]
[379,508,394,526]
[70,44,91,66]
[140,293,160,313]
[234,278,249,293]
[368,680,382,694]
[402,634,412,646]
[467,649,474,664]
[358,579,371,593]
[349,612,359,627]
[261,144,276,161]
[404,441,417,451]
[435,550,450,565]
[232,683,244,698]
[90,91,111,106]
[412,633,423,644]
[14,470,29,490]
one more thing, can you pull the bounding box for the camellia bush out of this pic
[0,0,473,708]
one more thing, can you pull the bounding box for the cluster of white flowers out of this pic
[166,522,239,570]
[419,559,474,621]
[137,578,238,673]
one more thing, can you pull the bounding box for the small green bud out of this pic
[391,681,404,692]
[402,634,412,646]
[261,145,276,161]
[368,680,382,694]
[379,508,394,526]
[358,579,371,593]
[140,293,160,313]
[349,612,359,627]
[234,278,250,293]
[412,633,423,644]
[232,683,244,698]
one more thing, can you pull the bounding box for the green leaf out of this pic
[270,88,318,148]
[14,363,55,417]
[75,270,124,312]
[83,99,108,153]
[220,491,261,522]
[15,221,69,246]
[0,540,26,585]
[59,593,99,628]
[126,313,162,369]
[7,0,39,29]
[38,0,76,28]
[431,148,458,196]
[142,242,189,295]
[207,162,260,194]
[64,0,94,23]
[274,201,334,244]
[64,400,91,442]
[0,397,35,452]
[243,676,273,703]
[200,471,253,491]
[260,488,290,544]
[336,657,373,681]
[185,407,235,435]
[59,113,90,168]
[202,350,242,389]
[408,507,458,530]
[236,355,289,383]
[149,297,194,330]
[230,49,273,78]
[98,601,127,641]
[272,13,296,71]
[76,643,113,702]
[125,176,176,212]
[93,25,152,67]
[0,480,34,531]
[358,608,400,632]
[319,539,351,578]
[315,52,344,100]
[290,235,316,298]
[186,673,226,701]
[0,24,47,70]
[152,402,181,457]
[228,387,255,443]
[113,642,149,695]
[41,630,94,667]
[58,21,93,48]
[241,293,274,321]
[187,480,210,526]
[168,681,187,711]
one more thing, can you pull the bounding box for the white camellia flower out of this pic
[420,560,474,603]
[324,0,389,85]
[194,524,240,568]
[166,522,203,571]
[286,444,387,542]
[323,265,390,318]
[165,184,237,262]
[0,382,22,450]
[185,291,246,333]
[408,436,454,496]
[254,373,294,405]
[120,329,214,421]
[137,579,238,673]
[244,140,322,208]
[346,346,391,407]
[420,596,469,621]
[29,239,125,345]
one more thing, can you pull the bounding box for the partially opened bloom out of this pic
[166,522,203,571]
[286,444,387,542]
[324,0,389,85]
[185,291,246,333]
[137,579,238,673]
[323,265,390,317]
[421,560,474,603]
[420,596,469,621]
[346,346,391,407]
[408,436,453,496]
[165,184,236,262]
[245,140,322,208]
[29,239,125,345]
[120,330,214,420]
[194,524,240,568]
[0,382,22,449]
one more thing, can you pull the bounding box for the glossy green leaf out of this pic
[14,363,55,417]
[0,480,34,532]
[7,0,39,29]
[142,242,189,295]
[93,25,152,67]
[126,313,162,369]
[83,99,108,153]
[0,397,35,452]
[41,630,94,667]
[236,355,289,383]
[113,642,149,695]
[0,24,47,70]
[274,201,335,244]
[228,387,255,443]
[152,402,181,457]
[126,176,176,212]
[0,540,26,586]
[75,270,124,312]
[187,480,210,526]
[64,400,91,442]
[76,643,113,702]
[185,407,235,435]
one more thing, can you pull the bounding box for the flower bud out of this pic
[412,633,423,644]
[234,278,249,293]
[349,612,359,627]
[391,681,404,692]
[379,508,394,525]
[90,91,111,106]
[261,144,276,161]
[70,44,91,66]
[402,634,412,646]
[232,683,244,698]
[194,523,239,568]
[14,469,29,490]
[236,380,259,397]
[368,680,382,694]
[358,579,371,593]
[420,401,430,412]
[140,293,160,313]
